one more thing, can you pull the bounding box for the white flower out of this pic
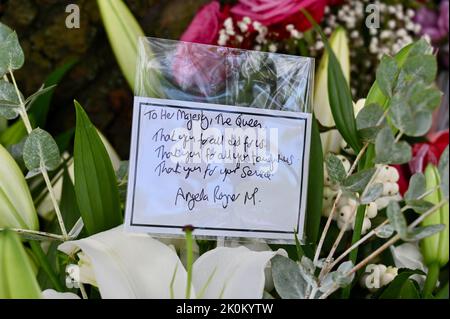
[57,226,284,299]
[390,243,427,286]
[42,289,80,299]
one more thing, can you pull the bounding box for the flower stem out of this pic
[9,69,68,240]
[423,262,440,298]
[183,226,194,299]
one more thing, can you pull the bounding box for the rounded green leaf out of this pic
[0,80,21,120]
[23,128,61,173]
[0,23,24,76]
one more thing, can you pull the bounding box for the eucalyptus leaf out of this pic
[402,55,437,85]
[331,261,355,287]
[405,173,426,201]
[375,224,395,238]
[375,127,412,164]
[405,224,445,241]
[386,201,408,238]
[0,24,25,75]
[23,128,61,174]
[376,55,399,97]
[342,168,376,193]
[325,153,346,184]
[406,199,434,213]
[409,82,442,112]
[360,183,384,204]
[0,80,21,120]
[407,38,434,57]
[356,103,386,142]
[389,93,432,137]
[438,146,449,200]
[271,255,307,299]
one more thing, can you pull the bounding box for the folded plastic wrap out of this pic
[130,37,315,243]
[135,37,314,112]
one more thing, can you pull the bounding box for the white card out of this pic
[125,97,312,242]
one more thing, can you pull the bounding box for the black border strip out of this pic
[129,100,308,235]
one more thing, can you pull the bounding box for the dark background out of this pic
[0,0,209,158]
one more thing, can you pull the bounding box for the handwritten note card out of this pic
[125,97,312,241]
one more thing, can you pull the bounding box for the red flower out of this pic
[395,130,449,194]
[180,1,227,45]
[230,0,327,31]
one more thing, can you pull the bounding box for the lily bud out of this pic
[97,0,145,89]
[0,230,41,298]
[0,144,38,230]
[422,164,449,267]
[314,27,350,154]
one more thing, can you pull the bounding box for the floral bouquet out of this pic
[0,0,448,300]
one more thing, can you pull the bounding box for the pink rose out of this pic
[230,0,327,31]
[180,1,223,45]
[172,42,228,96]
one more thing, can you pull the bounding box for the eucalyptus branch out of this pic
[321,200,448,298]
[319,165,382,278]
[9,69,69,240]
[0,227,65,241]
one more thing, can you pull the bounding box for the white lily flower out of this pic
[390,243,427,286]
[42,289,80,299]
[57,226,283,299]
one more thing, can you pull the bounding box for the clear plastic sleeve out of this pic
[129,37,315,244]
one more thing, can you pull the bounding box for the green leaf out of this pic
[389,93,432,137]
[303,11,361,152]
[386,201,407,238]
[59,168,81,232]
[272,255,307,299]
[328,261,355,288]
[376,55,399,97]
[23,128,61,174]
[0,80,21,120]
[0,230,41,298]
[375,127,412,164]
[408,38,434,57]
[409,83,442,112]
[406,224,445,242]
[380,270,424,299]
[375,224,395,238]
[405,173,426,201]
[406,200,434,213]
[306,117,323,243]
[74,101,122,235]
[360,183,383,204]
[342,168,376,193]
[28,59,78,127]
[0,24,24,76]
[325,153,346,184]
[356,103,386,142]
[402,55,437,85]
[438,146,449,200]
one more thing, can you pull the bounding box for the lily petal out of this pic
[193,246,284,299]
[42,289,80,299]
[58,226,190,299]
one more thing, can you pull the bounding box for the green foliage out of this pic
[356,103,386,142]
[342,168,376,193]
[0,230,41,298]
[0,23,24,76]
[272,255,307,299]
[375,127,411,164]
[306,118,323,243]
[325,153,346,184]
[23,128,61,176]
[74,101,123,235]
[0,80,21,120]
[438,146,449,200]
